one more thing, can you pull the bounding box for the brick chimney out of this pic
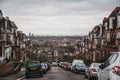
[0,10,3,19]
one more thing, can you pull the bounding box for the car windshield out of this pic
[93,63,101,67]
[28,62,40,67]
[52,62,57,64]
[41,63,46,66]
[76,63,85,67]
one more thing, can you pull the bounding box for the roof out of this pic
[0,10,3,15]
[109,7,120,17]
[110,52,120,54]
[11,22,18,29]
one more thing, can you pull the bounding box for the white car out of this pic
[98,52,120,80]
[72,59,83,66]
[52,62,58,67]
[85,63,101,80]
[71,59,84,71]
[0,57,5,63]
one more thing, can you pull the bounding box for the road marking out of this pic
[16,76,25,80]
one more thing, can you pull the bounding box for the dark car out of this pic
[72,63,86,74]
[25,61,43,78]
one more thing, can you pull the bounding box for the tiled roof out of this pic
[109,7,120,17]
[11,22,18,29]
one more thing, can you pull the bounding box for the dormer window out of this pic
[117,15,120,28]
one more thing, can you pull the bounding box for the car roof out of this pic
[91,62,101,64]
[110,52,120,54]
[28,61,40,63]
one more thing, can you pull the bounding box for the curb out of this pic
[16,76,25,80]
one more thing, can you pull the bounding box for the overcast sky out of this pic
[0,0,120,36]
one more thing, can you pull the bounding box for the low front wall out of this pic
[0,61,14,77]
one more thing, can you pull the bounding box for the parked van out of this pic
[72,59,84,66]
[98,52,120,80]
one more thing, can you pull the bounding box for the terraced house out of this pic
[81,7,120,63]
[0,10,28,62]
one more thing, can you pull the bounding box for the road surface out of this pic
[0,67,87,80]
[26,67,87,80]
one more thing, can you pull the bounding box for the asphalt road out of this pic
[0,67,87,80]
[26,67,87,80]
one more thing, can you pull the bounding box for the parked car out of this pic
[62,62,68,69]
[85,63,101,80]
[41,63,48,74]
[0,57,5,63]
[25,61,43,78]
[66,63,72,71]
[72,59,83,66]
[62,62,71,70]
[71,59,84,71]
[44,62,51,70]
[51,62,58,67]
[98,52,120,80]
[59,62,64,67]
[72,63,86,74]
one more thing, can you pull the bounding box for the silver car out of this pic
[85,63,101,80]
[98,52,120,80]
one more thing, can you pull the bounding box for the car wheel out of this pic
[85,75,88,78]
[88,77,93,80]
[26,75,29,79]
[75,69,78,74]
[40,73,43,77]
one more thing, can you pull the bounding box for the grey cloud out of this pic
[0,0,119,35]
[1,0,119,16]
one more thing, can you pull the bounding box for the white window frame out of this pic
[109,17,115,29]
[116,32,120,39]
[105,22,108,30]
[117,15,120,28]
[107,33,110,42]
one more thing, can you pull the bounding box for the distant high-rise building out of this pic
[32,33,34,37]
[29,32,31,37]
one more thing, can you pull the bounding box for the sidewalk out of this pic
[0,68,25,80]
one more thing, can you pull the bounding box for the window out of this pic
[109,17,115,29]
[5,20,8,29]
[0,34,5,41]
[107,33,110,42]
[109,53,118,65]
[105,22,108,30]
[117,16,120,28]
[104,54,114,66]
[28,62,40,67]
[116,32,120,39]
